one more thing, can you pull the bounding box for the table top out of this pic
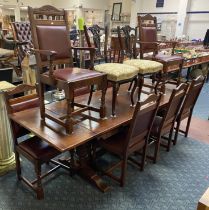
[9,83,172,152]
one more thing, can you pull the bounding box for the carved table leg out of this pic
[76,143,111,192]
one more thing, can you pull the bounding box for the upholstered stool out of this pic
[94,63,138,117]
[123,59,163,100]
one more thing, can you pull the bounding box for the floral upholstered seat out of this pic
[94,63,138,82]
[123,59,163,75]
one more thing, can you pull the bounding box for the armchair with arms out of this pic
[28,5,107,134]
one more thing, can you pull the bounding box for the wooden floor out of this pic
[181,117,209,144]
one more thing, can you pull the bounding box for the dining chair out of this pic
[117,25,163,100]
[173,76,205,145]
[149,83,188,163]
[11,21,37,90]
[84,24,108,63]
[97,93,162,186]
[4,84,61,200]
[137,14,184,93]
[84,26,139,117]
[28,5,107,134]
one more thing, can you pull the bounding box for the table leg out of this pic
[76,143,111,192]
[0,92,16,176]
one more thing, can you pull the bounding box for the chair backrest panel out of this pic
[28,5,73,68]
[125,94,161,153]
[138,14,158,57]
[180,76,204,117]
[36,25,70,61]
[11,22,33,63]
[4,84,39,139]
[161,84,188,130]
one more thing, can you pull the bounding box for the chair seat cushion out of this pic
[94,63,138,82]
[123,59,163,74]
[155,54,183,63]
[18,136,60,161]
[50,67,103,82]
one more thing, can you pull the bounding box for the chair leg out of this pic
[173,120,180,145]
[167,128,174,152]
[138,74,144,101]
[128,80,133,92]
[39,83,45,122]
[154,135,161,164]
[111,83,119,117]
[15,151,22,180]
[100,78,107,119]
[131,78,137,106]
[66,98,73,134]
[87,85,94,105]
[141,143,147,171]
[35,163,44,200]
[185,113,192,137]
[120,158,127,187]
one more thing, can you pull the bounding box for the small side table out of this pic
[0,81,16,175]
[197,187,209,210]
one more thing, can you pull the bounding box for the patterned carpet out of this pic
[1,136,209,210]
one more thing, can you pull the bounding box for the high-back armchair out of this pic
[28,5,107,134]
[138,14,184,93]
[11,22,36,87]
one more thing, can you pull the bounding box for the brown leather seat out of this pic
[18,136,60,161]
[52,68,103,82]
[97,93,161,187]
[4,84,62,200]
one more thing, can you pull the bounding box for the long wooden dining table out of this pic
[9,83,172,192]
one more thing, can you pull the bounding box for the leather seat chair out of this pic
[96,93,161,186]
[173,76,205,145]
[138,14,184,93]
[28,5,107,134]
[149,83,188,163]
[4,84,62,200]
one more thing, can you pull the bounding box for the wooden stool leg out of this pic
[141,143,147,171]
[66,98,73,134]
[35,163,44,200]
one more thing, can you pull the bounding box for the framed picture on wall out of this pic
[111,3,122,21]
[156,0,164,7]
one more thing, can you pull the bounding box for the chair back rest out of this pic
[28,5,73,68]
[4,84,39,140]
[161,83,188,131]
[180,76,205,119]
[84,24,108,61]
[138,14,158,58]
[117,25,137,60]
[125,94,161,154]
[11,22,33,63]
